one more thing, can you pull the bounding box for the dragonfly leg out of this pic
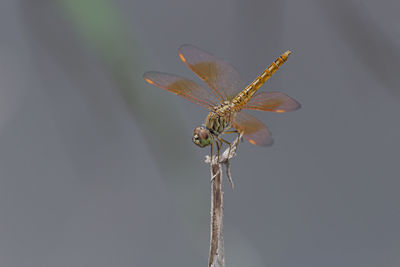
[217,136,231,146]
[216,140,221,163]
[220,129,240,157]
[216,136,236,189]
[235,131,242,151]
[223,129,240,145]
[222,130,238,134]
[217,136,232,158]
[210,141,213,161]
[210,140,218,182]
[226,130,242,151]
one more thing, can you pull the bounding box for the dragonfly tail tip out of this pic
[281,50,292,61]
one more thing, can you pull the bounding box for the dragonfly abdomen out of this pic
[232,50,292,108]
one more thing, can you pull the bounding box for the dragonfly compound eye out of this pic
[193,126,212,147]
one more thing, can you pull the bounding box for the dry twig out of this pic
[205,135,242,267]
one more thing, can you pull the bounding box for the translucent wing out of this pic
[243,92,301,113]
[178,44,242,103]
[232,112,273,146]
[143,71,218,110]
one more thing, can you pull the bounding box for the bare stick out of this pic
[208,162,225,267]
[205,134,242,267]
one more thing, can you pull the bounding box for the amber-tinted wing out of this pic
[243,92,301,113]
[232,112,273,146]
[143,71,218,110]
[178,44,242,103]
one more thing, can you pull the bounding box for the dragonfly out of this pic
[143,45,300,159]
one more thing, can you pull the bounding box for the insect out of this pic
[144,45,300,159]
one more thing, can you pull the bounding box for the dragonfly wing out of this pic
[143,71,218,110]
[178,44,242,103]
[232,112,273,146]
[243,92,301,113]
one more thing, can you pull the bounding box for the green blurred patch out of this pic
[60,0,130,66]
[58,0,200,179]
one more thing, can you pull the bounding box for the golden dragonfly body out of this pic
[204,50,291,136]
[144,45,299,155]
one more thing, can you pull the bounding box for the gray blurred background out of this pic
[0,0,399,266]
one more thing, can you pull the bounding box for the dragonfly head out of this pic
[192,126,212,148]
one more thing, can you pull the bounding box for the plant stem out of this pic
[206,135,242,267]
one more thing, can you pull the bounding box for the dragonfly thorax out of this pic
[192,103,237,148]
[205,105,235,136]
